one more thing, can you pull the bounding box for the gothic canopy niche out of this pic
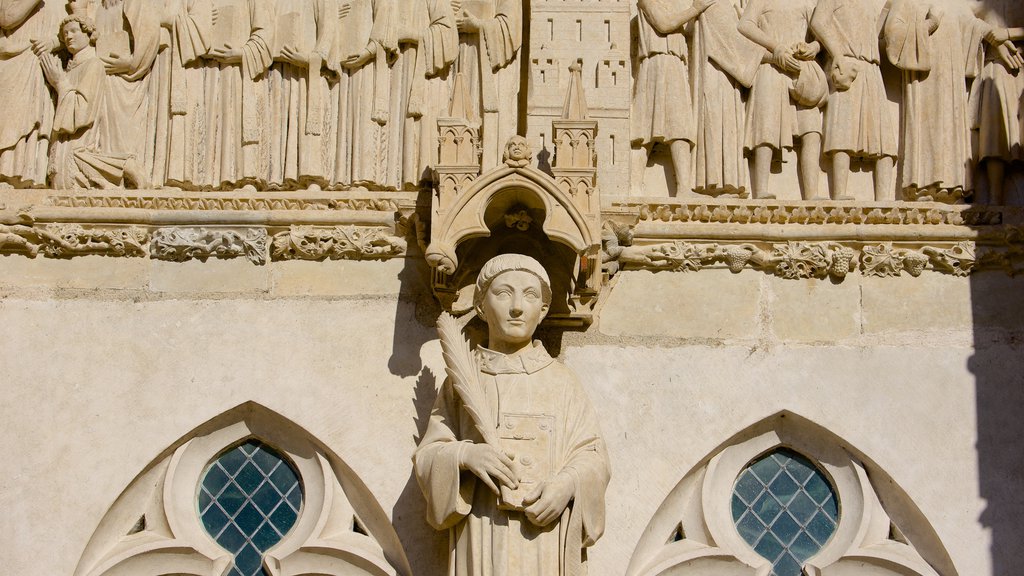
[74,402,411,576]
[626,412,956,576]
[427,66,603,325]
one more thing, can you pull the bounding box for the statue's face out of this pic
[478,270,548,349]
[63,21,89,55]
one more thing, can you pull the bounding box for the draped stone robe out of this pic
[266,0,336,187]
[884,0,988,196]
[330,0,395,188]
[453,0,521,170]
[415,342,610,576]
[693,0,764,196]
[95,0,162,181]
[49,47,133,189]
[0,0,64,187]
[389,0,457,189]
[968,0,1024,163]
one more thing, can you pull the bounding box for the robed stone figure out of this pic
[415,254,610,576]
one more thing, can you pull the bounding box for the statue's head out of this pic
[503,136,533,167]
[60,16,97,54]
[474,254,551,349]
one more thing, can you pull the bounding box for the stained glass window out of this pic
[731,448,839,576]
[199,440,302,576]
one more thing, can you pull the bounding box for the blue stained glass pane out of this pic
[821,494,839,520]
[770,513,801,546]
[269,462,300,493]
[789,532,819,562]
[200,503,230,536]
[270,501,298,530]
[219,448,247,473]
[731,448,839,576]
[786,492,817,525]
[768,473,799,506]
[217,523,248,553]
[754,532,785,562]
[234,462,266,492]
[775,552,802,576]
[199,440,303,576]
[203,465,231,496]
[782,458,816,485]
[218,482,247,516]
[251,447,281,474]
[750,455,782,484]
[806,510,837,545]
[736,512,767,543]
[753,492,783,524]
[804,474,832,504]
[734,473,764,507]
[253,482,284,515]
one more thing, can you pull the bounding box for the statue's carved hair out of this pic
[474,254,552,310]
[60,16,98,46]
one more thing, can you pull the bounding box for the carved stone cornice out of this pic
[151,227,268,265]
[46,191,411,213]
[0,223,148,258]
[270,226,407,261]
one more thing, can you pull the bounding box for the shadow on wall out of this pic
[970,272,1024,576]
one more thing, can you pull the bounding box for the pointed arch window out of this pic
[199,440,303,576]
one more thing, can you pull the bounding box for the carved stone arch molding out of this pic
[74,402,412,576]
[626,411,956,576]
[426,160,603,324]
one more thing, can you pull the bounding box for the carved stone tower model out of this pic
[526,0,632,194]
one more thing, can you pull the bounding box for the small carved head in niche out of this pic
[504,204,534,232]
[473,254,551,351]
[60,16,98,53]
[503,136,533,168]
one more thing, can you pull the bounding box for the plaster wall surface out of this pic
[1,257,1020,576]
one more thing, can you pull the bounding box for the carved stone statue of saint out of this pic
[632,0,715,197]
[883,0,995,203]
[692,0,768,197]
[415,254,610,576]
[968,0,1024,205]
[810,0,898,201]
[0,0,64,187]
[41,16,149,188]
[452,0,522,170]
[739,0,826,200]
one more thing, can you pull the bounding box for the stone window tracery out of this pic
[199,440,303,576]
[731,448,839,576]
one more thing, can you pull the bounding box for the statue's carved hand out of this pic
[101,52,134,76]
[995,40,1023,72]
[209,44,243,64]
[30,36,58,56]
[457,10,481,34]
[280,45,310,67]
[338,2,351,20]
[38,52,65,92]
[771,44,799,73]
[458,443,518,495]
[342,44,376,69]
[523,472,574,527]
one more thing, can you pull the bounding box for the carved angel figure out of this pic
[415,254,610,576]
[41,16,149,189]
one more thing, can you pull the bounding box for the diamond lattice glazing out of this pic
[731,448,838,576]
[199,440,302,576]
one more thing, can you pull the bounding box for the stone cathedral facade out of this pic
[2,0,1023,574]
